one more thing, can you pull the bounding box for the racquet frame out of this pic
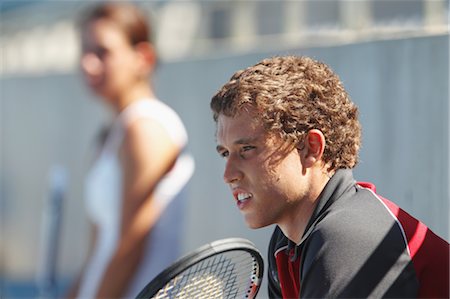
[136,238,264,299]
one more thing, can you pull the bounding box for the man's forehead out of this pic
[217,111,262,132]
[216,112,277,145]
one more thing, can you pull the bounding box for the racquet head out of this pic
[136,238,264,299]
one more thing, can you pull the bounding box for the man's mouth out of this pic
[236,192,252,203]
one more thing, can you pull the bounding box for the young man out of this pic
[211,55,449,298]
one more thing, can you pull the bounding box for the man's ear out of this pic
[135,42,157,75]
[299,129,326,168]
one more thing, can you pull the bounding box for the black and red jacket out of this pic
[268,169,449,298]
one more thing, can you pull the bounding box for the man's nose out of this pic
[81,52,103,76]
[223,156,243,184]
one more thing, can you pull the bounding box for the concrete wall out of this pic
[1,34,448,297]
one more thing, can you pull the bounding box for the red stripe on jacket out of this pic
[275,247,301,299]
[358,182,450,298]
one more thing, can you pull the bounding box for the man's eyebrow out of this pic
[234,137,258,144]
[216,136,259,152]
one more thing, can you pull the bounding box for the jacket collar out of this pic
[297,168,356,246]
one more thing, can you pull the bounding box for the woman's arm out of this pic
[94,117,180,298]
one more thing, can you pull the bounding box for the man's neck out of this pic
[278,168,333,244]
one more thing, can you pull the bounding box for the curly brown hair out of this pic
[210,55,361,171]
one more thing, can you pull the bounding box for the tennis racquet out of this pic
[136,238,264,299]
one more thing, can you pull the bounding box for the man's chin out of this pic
[244,218,269,230]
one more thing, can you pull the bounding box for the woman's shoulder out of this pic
[120,99,188,147]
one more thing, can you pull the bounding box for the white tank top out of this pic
[77,99,194,299]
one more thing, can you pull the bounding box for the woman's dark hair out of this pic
[79,2,152,46]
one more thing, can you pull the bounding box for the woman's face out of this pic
[80,19,142,102]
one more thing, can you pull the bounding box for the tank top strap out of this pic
[118,99,157,126]
[102,99,188,155]
[118,99,188,148]
[100,99,157,154]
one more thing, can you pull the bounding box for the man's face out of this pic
[216,108,309,229]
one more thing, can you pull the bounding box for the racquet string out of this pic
[152,251,261,299]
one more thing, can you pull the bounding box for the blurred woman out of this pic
[67,3,194,298]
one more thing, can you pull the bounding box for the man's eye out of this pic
[239,146,256,158]
[219,151,229,158]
